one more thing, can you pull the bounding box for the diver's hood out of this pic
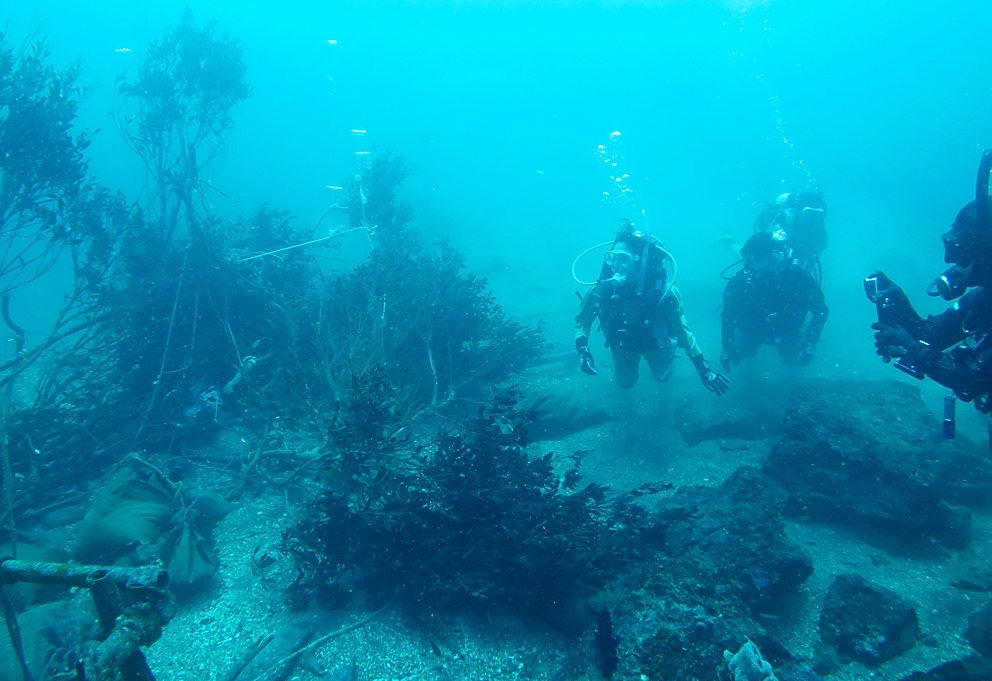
[947,150,992,248]
[928,150,992,300]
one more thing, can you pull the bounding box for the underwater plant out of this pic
[114,7,251,242]
[0,30,134,543]
[0,30,130,378]
[284,369,668,623]
[0,14,254,538]
[0,31,89,300]
[321,150,548,413]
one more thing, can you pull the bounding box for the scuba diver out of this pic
[753,188,828,282]
[869,150,992,415]
[720,231,829,370]
[574,220,730,395]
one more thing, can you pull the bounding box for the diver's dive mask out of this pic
[928,150,992,300]
[601,250,635,288]
[604,250,638,269]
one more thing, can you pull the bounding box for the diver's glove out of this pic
[871,322,936,379]
[576,336,598,376]
[871,322,916,359]
[797,343,816,366]
[692,354,729,396]
[867,270,924,328]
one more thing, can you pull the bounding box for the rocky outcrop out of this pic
[658,467,813,609]
[629,467,814,680]
[818,573,919,665]
[896,657,992,680]
[965,598,992,659]
[764,379,989,549]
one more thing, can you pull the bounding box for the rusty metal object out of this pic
[0,556,175,681]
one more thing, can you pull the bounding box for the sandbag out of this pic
[72,467,175,565]
[166,520,220,589]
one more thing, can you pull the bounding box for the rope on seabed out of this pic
[254,603,391,680]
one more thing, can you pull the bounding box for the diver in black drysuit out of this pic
[721,231,829,370]
[870,150,992,416]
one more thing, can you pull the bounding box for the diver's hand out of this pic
[576,337,598,376]
[797,343,815,366]
[693,355,730,396]
[871,322,915,359]
[868,271,921,327]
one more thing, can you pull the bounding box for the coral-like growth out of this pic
[724,640,778,681]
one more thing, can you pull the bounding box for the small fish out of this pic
[114,47,132,53]
[326,39,338,45]
[536,170,545,175]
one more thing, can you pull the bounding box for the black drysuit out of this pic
[722,266,828,365]
[900,287,992,412]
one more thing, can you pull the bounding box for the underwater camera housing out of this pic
[864,273,925,378]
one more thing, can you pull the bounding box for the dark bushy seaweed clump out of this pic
[284,368,668,622]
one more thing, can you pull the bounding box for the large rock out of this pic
[658,467,814,609]
[965,599,992,658]
[631,467,815,680]
[819,573,919,665]
[951,560,992,594]
[764,379,978,549]
[897,657,992,680]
